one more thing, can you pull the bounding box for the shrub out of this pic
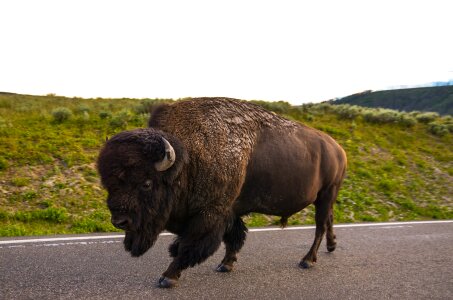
[440,116,453,133]
[0,157,8,170]
[304,114,314,121]
[52,107,73,123]
[38,207,68,223]
[99,111,112,119]
[134,99,173,115]
[441,115,453,122]
[11,177,30,187]
[333,104,362,120]
[79,111,90,121]
[109,110,131,129]
[129,113,149,127]
[398,114,417,127]
[447,123,453,133]
[428,122,449,137]
[134,100,153,115]
[299,103,314,113]
[315,102,333,113]
[408,111,421,117]
[75,104,90,114]
[363,109,400,124]
[416,112,439,123]
[22,191,38,200]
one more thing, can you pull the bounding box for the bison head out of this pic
[97,128,184,257]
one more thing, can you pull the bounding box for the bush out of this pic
[0,157,8,170]
[315,102,333,113]
[447,124,453,133]
[11,177,30,187]
[440,116,453,133]
[398,114,417,127]
[333,104,362,120]
[134,99,173,115]
[52,107,73,123]
[79,111,90,122]
[428,122,449,137]
[109,110,131,129]
[416,112,439,123]
[39,207,68,223]
[363,109,400,124]
[99,111,112,119]
[441,115,453,122]
[134,100,153,115]
[75,104,90,114]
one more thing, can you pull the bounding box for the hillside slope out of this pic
[333,85,453,115]
[0,94,452,236]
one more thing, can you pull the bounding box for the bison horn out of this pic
[154,137,176,171]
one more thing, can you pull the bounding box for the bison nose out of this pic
[111,216,130,230]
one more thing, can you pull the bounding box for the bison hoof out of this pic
[216,263,233,273]
[299,261,314,269]
[158,276,178,288]
[327,243,336,252]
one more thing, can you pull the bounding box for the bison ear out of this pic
[154,137,176,171]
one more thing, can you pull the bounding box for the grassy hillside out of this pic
[0,94,452,236]
[333,85,453,115]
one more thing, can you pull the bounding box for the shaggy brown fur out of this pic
[97,97,347,288]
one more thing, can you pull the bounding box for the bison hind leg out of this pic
[279,216,289,228]
[216,216,248,273]
[300,185,339,269]
[326,213,337,252]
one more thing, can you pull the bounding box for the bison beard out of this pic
[97,97,347,288]
[124,231,152,257]
[123,217,161,257]
[125,189,174,257]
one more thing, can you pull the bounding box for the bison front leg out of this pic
[158,213,226,288]
[168,237,180,258]
[216,216,248,272]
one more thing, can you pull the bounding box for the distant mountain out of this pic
[333,85,453,115]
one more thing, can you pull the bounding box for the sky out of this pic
[1,0,452,105]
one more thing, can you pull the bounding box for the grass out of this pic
[0,93,452,236]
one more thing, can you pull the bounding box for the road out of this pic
[1,221,452,299]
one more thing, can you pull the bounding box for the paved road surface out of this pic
[1,221,452,299]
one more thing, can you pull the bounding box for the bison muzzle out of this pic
[97,98,347,288]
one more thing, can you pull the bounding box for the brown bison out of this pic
[97,98,347,288]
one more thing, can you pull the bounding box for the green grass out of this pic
[0,94,452,236]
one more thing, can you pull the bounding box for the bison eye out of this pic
[141,180,153,191]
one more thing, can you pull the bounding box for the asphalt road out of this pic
[1,221,452,299]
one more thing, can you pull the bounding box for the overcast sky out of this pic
[1,0,452,104]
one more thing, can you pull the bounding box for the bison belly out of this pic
[233,129,322,217]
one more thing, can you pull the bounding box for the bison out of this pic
[97,97,347,288]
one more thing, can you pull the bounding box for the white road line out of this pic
[0,220,452,246]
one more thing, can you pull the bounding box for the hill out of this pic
[0,94,452,236]
[333,85,453,115]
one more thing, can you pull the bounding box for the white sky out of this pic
[1,0,452,104]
